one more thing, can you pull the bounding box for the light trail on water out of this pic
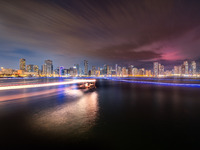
[106,78,200,88]
[0,79,96,91]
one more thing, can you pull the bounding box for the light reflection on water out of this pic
[31,89,99,135]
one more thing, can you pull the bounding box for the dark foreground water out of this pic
[0,78,200,149]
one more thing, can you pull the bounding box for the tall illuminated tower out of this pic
[84,60,88,75]
[20,58,26,71]
[33,65,39,73]
[26,64,34,72]
[183,61,188,75]
[191,61,196,75]
[153,62,159,77]
[43,60,53,76]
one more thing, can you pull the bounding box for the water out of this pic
[0,78,200,149]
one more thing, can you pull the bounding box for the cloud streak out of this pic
[1,0,200,68]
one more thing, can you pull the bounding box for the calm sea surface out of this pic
[0,78,200,149]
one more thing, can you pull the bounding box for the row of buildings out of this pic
[153,61,197,77]
[0,58,199,77]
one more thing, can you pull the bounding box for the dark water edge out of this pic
[0,79,200,149]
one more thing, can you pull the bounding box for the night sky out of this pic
[1,0,200,69]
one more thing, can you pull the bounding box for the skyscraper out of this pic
[91,66,96,76]
[115,64,118,76]
[42,60,53,76]
[73,64,80,75]
[84,60,88,75]
[191,61,196,75]
[33,65,39,73]
[20,58,26,71]
[26,64,34,72]
[153,62,159,77]
[159,64,164,75]
[128,65,134,76]
[59,66,64,76]
[183,61,189,75]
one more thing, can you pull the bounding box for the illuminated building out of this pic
[33,65,39,73]
[178,66,182,75]
[26,64,34,72]
[103,64,109,75]
[183,61,189,75]
[95,67,100,77]
[74,64,79,75]
[128,65,134,76]
[132,68,138,76]
[121,67,128,77]
[181,64,185,75]
[42,60,53,76]
[0,68,14,75]
[91,66,96,76]
[59,66,64,76]
[145,70,152,76]
[153,62,159,77]
[20,58,26,71]
[174,66,179,75]
[73,66,78,76]
[191,61,196,75]
[115,64,118,76]
[138,68,145,76]
[159,64,164,75]
[107,65,110,75]
[84,60,88,75]
[118,66,122,76]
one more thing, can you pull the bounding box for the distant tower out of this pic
[74,64,79,75]
[26,64,34,72]
[115,64,118,76]
[159,64,164,75]
[33,65,39,73]
[84,60,88,75]
[59,66,64,76]
[191,61,196,75]
[183,61,188,75]
[91,66,96,76]
[43,60,53,76]
[153,62,159,77]
[20,58,26,71]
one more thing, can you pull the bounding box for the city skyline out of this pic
[1,0,200,69]
[0,58,199,77]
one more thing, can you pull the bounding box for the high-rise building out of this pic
[159,64,164,75]
[74,64,79,75]
[95,67,100,77]
[128,65,134,76]
[178,66,182,75]
[153,62,159,77]
[107,65,110,75]
[115,64,118,76]
[59,66,64,76]
[191,61,196,75]
[183,61,189,75]
[181,64,185,75]
[33,65,39,73]
[91,66,96,76]
[42,60,53,76]
[122,67,127,77]
[139,68,145,76]
[132,68,138,76]
[84,60,88,75]
[20,58,26,71]
[73,66,78,76]
[174,66,179,75]
[26,64,34,72]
